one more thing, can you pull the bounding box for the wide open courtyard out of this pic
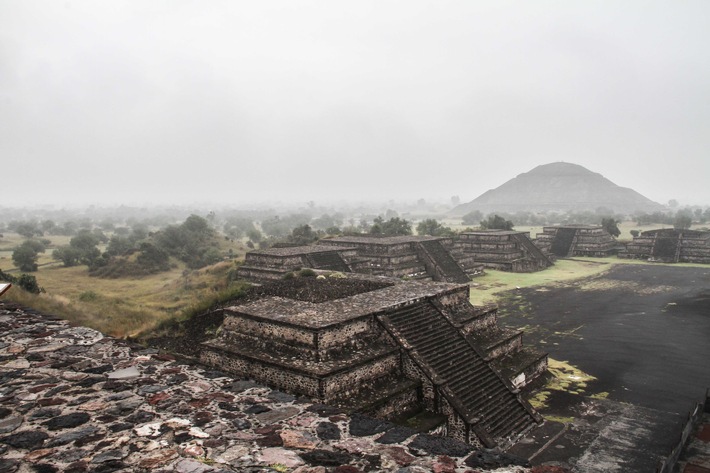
[500,263,710,471]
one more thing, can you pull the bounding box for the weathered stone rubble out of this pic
[0,302,532,473]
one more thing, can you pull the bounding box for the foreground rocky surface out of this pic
[0,302,534,473]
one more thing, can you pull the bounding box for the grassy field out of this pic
[1,231,249,338]
[469,256,710,305]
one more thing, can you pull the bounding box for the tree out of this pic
[416,219,452,236]
[461,210,483,226]
[674,214,692,230]
[53,246,83,267]
[630,230,640,238]
[12,240,45,272]
[16,222,41,238]
[135,242,170,272]
[154,214,219,269]
[106,235,133,257]
[370,217,412,236]
[480,214,514,231]
[247,229,263,243]
[69,230,103,267]
[601,217,621,237]
[289,224,318,245]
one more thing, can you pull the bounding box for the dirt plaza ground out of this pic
[501,263,710,470]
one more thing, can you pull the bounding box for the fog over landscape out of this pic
[2,1,709,207]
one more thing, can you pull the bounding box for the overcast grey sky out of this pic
[2,1,709,207]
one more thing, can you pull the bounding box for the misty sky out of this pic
[2,1,709,207]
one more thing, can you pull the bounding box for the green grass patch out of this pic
[470,259,612,304]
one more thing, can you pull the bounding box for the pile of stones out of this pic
[0,302,532,473]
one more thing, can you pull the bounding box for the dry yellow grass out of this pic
[3,254,242,338]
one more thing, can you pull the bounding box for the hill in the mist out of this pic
[451,162,664,216]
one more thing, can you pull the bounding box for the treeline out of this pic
[461,207,710,228]
[6,215,224,278]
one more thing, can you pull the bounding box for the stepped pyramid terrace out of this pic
[619,228,710,263]
[452,231,553,272]
[238,236,479,283]
[201,275,546,448]
[535,225,618,258]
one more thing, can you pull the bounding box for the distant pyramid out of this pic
[451,162,663,216]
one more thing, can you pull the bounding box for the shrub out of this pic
[298,268,317,278]
[79,290,100,302]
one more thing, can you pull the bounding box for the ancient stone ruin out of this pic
[237,245,356,282]
[619,228,710,263]
[1,301,532,472]
[200,275,546,449]
[238,236,478,283]
[535,225,618,258]
[451,231,553,272]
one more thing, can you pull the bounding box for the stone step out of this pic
[489,410,534,441]
[487,403,532,439]
[446,363,493,389]
[457,381,510,413]
[416,336,468,358]
[382,300,535,444]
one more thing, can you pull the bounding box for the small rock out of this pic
[44,412,91,431]
[108,422,133,433]
[164,417,192,429]
[256,406,299,424]
[188,427,210,439]
[377,446,415,467]
[256,432,283,447]
[257,447,305,468]
[23,448,55,462]
[280,429,318,450]
[78,400,107,411]
[334,438,374,454]
[184,444,205,457]
[83,364,113,374]
[300,449,354,467]
[0,415,23,434]
[0,459,19,473]
[45,426,101,447]
[174,458,215,473]
[136,448,178,469]
[267,390,297,403]
[91,449,126,463]
[134,422,163,437]
[244,404,270,415]
[138,384,167,395]
[433,455,457,473]
[215,444,250,464]
[1,430,49,449]
[106,366,140,380]
[3,358,30,369]
[316,422,341,441]
[64,460,88,473]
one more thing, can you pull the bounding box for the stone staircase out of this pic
[550,227,577,257]
[417,240,470,283]
[510,233,553,267]
[379,301,539,446]
[306,251,351,272]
